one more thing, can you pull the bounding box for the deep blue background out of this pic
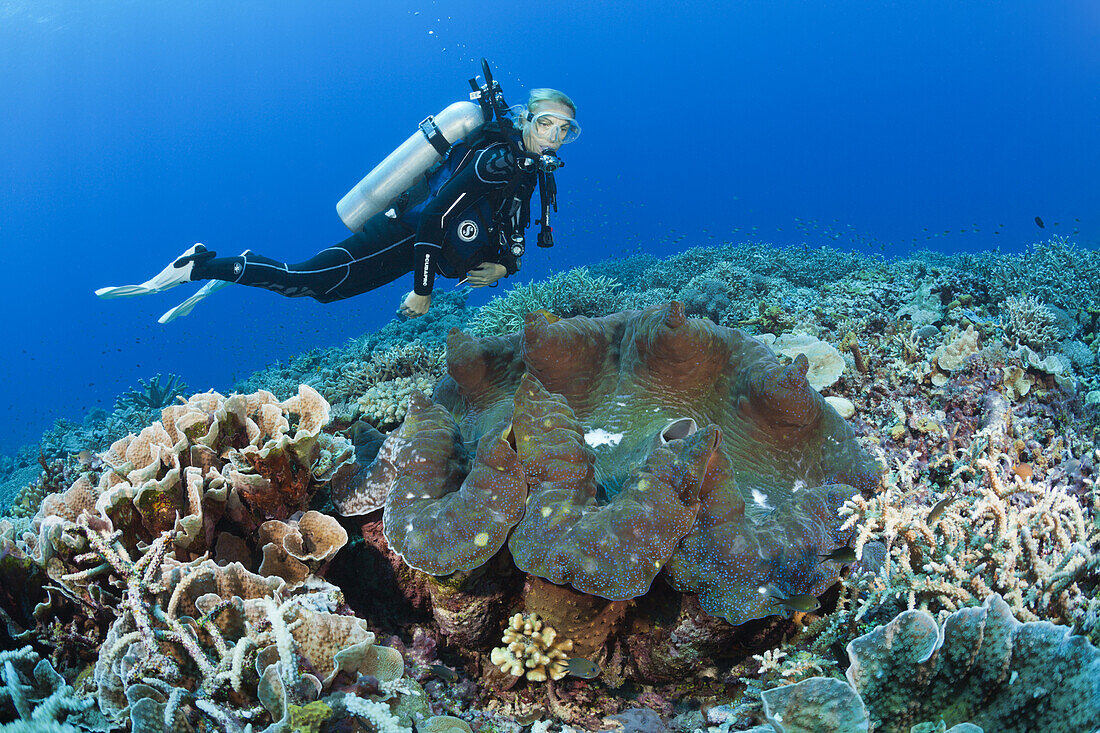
[1,0,1098,455]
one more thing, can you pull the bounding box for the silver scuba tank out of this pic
[336,101,489,232]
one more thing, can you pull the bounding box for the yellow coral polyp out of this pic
[490,612,574,682]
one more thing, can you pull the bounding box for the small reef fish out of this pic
[566,657,601,679]
[531,309,561,323]
[926,488,960,527]
[818,546,857,564]
[761,586,821,613]
[426,664,459,682]
[1035,216,1046,228]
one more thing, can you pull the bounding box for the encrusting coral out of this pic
[339,302,880,625]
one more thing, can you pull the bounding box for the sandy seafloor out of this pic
[1,237,1099,733]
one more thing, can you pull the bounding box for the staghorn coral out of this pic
[467,266,623,336]
[339,303,880,625]
[489,613,574,682]
[759,593,1100,733]
[114,373,189,411]
[1000,294,1064,351]
[0,646,100,728]
[831,449,1100,641]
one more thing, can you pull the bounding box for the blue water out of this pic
[1,0,1097,456]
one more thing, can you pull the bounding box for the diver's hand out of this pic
[399,292,431,318]
[465,262,507,287]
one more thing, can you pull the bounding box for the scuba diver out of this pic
[95,60,579,322]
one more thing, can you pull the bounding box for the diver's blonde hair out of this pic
[525,88,576,117]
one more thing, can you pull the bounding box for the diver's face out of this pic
[522,101,576,154]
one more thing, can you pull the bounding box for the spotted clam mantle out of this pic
[335,303,881,625]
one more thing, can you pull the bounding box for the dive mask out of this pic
[527,109,581,144]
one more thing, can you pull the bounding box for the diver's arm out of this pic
[400,291,431,317]
[465,262,507,287]
[412,242,441,296]
[412,142,516,296]
[495,242,521,277]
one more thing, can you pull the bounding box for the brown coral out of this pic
[258,510,349,587]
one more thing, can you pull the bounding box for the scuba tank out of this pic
[337,58,562,253]
[336,100,489,232]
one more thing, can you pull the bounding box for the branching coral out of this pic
[467,266,623,336]
[819,444,1100,649]
[489,613,574,682]
[331,342,446,409]
[1001,294,1064,351]
[114,374,189,411]
[64,515,405,732]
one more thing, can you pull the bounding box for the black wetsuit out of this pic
[192,133,538,302]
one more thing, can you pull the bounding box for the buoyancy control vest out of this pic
[396,129,537,277]
[334,59,558,265]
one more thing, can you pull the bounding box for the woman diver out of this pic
[96,63,578,322]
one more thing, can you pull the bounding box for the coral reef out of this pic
[4,237,1100,731]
